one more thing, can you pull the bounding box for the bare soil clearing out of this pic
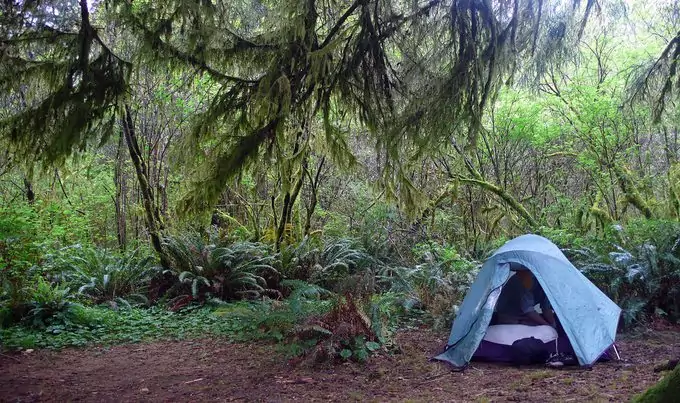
[1,330,678,402]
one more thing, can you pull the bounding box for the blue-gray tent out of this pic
[434,234,621,368]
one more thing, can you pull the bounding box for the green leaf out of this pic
[339,349,352,359]
[354,347,369,362]
[365,341,380,351]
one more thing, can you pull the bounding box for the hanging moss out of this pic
[1,1,131,166]
[2,0,599,217]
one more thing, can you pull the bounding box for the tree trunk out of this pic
[613,164,654,219]
[114,131,127,250]
[23,177,34,204]
[122,104,170,267]
[304,156,325,236]
[275,167,306,251]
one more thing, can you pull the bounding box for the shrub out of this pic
[571,221,680,327]
[293,294,380,363]
[41,245,159,307]
[21,278,82,329]
[162,234,281,302]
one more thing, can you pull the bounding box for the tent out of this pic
[434,234,621,368]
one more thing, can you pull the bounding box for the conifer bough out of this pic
[1,0,636,215]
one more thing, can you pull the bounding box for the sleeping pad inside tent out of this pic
[434,234,621,368]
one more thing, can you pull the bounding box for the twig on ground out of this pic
[417,372,450,385]
[474,388,498,398]
[184,378,204,384]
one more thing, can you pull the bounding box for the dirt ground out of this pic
[1,329,678,402]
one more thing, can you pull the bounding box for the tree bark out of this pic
[304,156,325,236]
[612,164,654,219]
[23,177,34,204]
[114,131,127,250]
[275,165,306,251]
[122,104,170,267]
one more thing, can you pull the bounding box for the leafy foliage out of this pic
[162,234,281,301]
[20,278,82,330]
[1,295,332,351]
[571,221,680,326]
[44,246,159,307]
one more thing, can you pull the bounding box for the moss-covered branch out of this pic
[612,165,654,219]
[458,176,537,228]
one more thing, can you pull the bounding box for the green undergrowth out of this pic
[0,292,429,367]
[0,299,332,351]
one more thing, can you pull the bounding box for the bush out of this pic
[40,245,159,307]
[162,234,281,302]
[291,294,380,363]
[0,204,44,316]
[570,221,680,327]
[21,278,82,329]
[376,242,480,330]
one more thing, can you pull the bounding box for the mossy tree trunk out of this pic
[122,104,170,268]
[458,176,538,229]
[275,166,306,251]
[114,131,128,250]
[612,164,654,219]
[303,156,325,236]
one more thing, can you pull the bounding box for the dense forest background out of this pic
[1,0,680,363]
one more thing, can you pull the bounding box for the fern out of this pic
[42,246,158,306]
[162,233,281,301]
[282,280,331,317]
[22,278,81,329]
[573,232,680,326]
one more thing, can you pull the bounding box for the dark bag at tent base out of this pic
[510,337,549,366]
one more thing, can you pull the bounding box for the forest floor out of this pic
[1,328,678,402]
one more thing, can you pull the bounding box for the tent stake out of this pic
[612,344,621,360]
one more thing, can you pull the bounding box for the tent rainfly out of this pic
[434,234,621,368]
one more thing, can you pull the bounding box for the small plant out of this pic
[289,294,386,364]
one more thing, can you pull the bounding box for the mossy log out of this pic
[633,364,680,403]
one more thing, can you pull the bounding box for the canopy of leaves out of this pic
[1,0,601,215]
